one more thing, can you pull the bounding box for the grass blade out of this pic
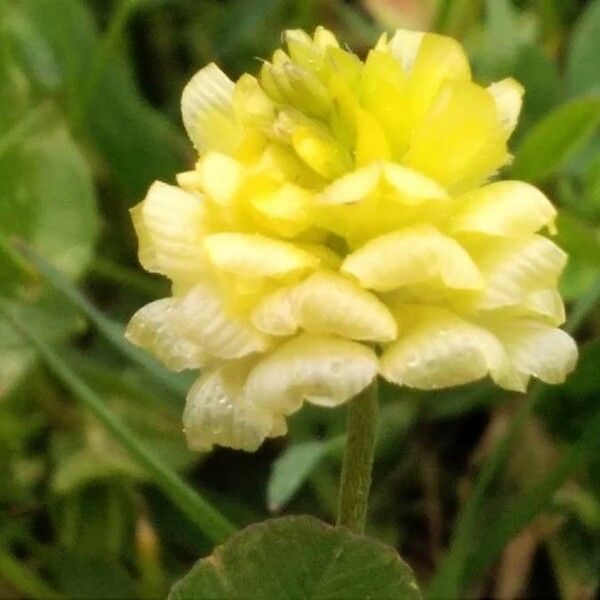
[0,302,236,544]
[0,550,64,600]
[427,274,600,598]
[15,241,189,397]
[464,406,600,587]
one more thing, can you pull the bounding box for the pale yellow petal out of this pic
[246,334,378,414]
[490,319,577,385]
[450,181,556,237]
[125,298,207,371]
[232,74,276,129]
[249,183,312,237]
[203,232,318,278]
[295,243,342,270]
[313,26,340,50]
[319,164,380,204]
[174,283,271,359]
[296,271,396,341]
[136,181,209,281]
[181,63,243,153]
[469,235,567,309]
[130,202,159,273]
[321,47,363,89]
[381,162,449,204]
[380,305,509,389]
[176,170,203,193]
[488,78,524,138]
[291,124,351,180]
[251,285,300,337]
[183,366,286,452]
[284,29,321,70]
[197,152,243,205]
[342,225,483,292]
[387,29,425,73]
[523,288,566,325]
[251,271,397,342]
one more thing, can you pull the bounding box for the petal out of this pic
[400,31,471,125]
[404,80,508,192]
[490,319,577,385]
[450,181,556,237]
[130,202,159,273]
[341,225,483,292]
[354,107,391,166]
[251,271,398,342]
[232,74,276,129]
[380,305,509,389]
[284,29,322,70]
[249,183,312,238]
[203,232,318,278]
[488,78,524,138]
[197,152,243,205]
[313,26,340,50]
[251,284,300,337]
[469,235,567,309]
[319,164,380,205]
[522,288,566,325]
[381,162,449,204]
[291,124,351,180]
[125,298,207,371]
[181,63,243,153]
[183,366,286,452]
[246,334,378,414]
[295,271,397,342]
[360,50,409,156]
[387,29,425,73]
[174,283,271,359]
[134,181,209,281]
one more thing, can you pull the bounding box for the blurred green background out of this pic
[1,0,600,598]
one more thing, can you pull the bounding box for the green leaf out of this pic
[555,212,600,300]
[0,118,98,394]
[511,43,562,137]
[566,0,600,97]
[50,550,137,600]
[7,0,187,197]
[0,119,98,277]
[511,97,600,182]
[267,440,341,512]
[169,516,421,600]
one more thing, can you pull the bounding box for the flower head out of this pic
[126,28,577,451]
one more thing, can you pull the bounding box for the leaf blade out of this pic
[169,516,421,600]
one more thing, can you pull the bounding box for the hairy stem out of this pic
[337,379,379,533]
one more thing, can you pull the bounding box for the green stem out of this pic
[0,550,64,600]
[0,303,236,544]
[337,380,379,533]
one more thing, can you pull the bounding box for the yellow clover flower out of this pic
[126,28,577,452]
